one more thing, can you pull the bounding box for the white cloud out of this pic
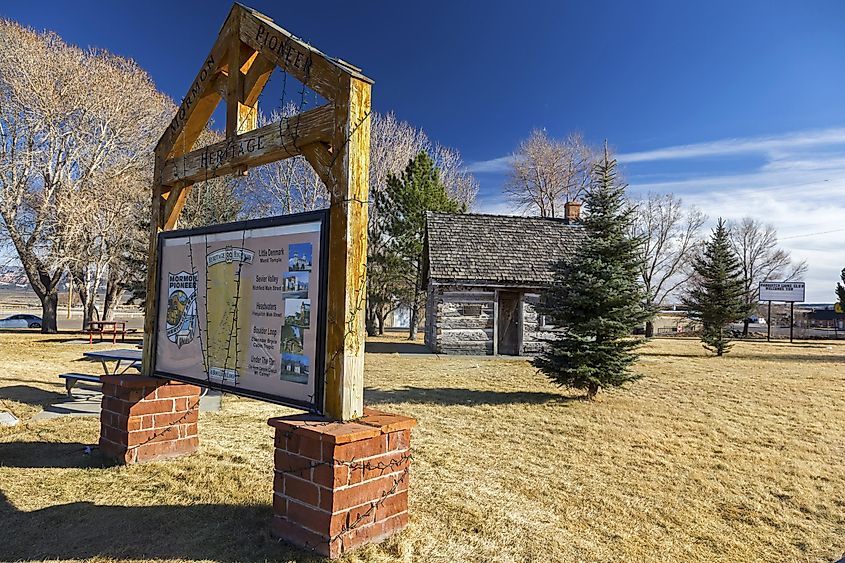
[618,127,845,163]
[626,149,845,302]
[464,155,514,174]
[467,126,845,301]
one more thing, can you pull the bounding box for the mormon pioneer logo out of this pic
[166,270,198,348]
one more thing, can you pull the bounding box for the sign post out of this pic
[103,4,416,556]
[767,301,772,342]
[759,281,806,343]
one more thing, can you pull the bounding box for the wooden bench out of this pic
[58,373,102,397]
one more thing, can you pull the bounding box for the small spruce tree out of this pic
[534,146,650,400]
[683,219,751,356]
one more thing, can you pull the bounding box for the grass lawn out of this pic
[1,332,844,562]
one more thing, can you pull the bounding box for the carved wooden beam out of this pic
[155,8,238,161]
[243,53,274,107]
[238,7,371,102]
[159,103,334,188]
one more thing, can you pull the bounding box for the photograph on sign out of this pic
[759,281,806,303]
[153,211,328,410]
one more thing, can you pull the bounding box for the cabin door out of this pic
[497,291,521,355]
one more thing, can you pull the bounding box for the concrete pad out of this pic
[32,388,102,420]
[0,411,19,426]
[200,389,222,412]
[32,386,222,421]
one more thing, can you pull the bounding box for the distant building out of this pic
[423,205,584,355]
[796,304,845,330]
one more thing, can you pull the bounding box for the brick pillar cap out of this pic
[268,408,416,444]
[100,375,162,388]
[100,375,200,390]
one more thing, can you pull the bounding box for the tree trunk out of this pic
[645,320,654,338]
[41,291,59,334]
[74,279,93,330]
[376,308,387,336]
[365,303,378,337]
[742,318,750,338]
[102,279,123,321]
[408,306,418,340]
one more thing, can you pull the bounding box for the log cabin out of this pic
[423,204,584,355]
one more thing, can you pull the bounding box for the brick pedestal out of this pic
[99,376,200,464]
[268,408,416,558]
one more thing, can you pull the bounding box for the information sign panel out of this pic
[154,211,328,410]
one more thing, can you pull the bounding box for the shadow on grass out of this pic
[730,353,845,364]
[34,336,144,345]
[365,340,431,355]
[642,350,845,364]
[365,386,575,406]
[0,491,321,562]
[0,442,115,469]
[0,384,65,407]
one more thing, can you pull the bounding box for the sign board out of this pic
[836,303,843,314]
[759,281,805,303]
[154,211,328,411]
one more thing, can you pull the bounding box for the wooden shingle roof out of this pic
[425,212,586,286]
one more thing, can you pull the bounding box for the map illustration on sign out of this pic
[154,211,328,409]
[166,271,198,348]
[205,246,254,383]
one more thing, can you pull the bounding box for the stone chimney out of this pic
[564,201,581,224]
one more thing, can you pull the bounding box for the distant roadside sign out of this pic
[836,303,843,314]
[759,281,805,303]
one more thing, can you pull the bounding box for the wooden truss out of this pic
[142,3,372,421]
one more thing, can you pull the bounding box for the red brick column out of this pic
[268,408,416,558]
[99,376,200,464]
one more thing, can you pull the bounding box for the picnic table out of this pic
[86,321,128,344]
[83,348,142,375]
[60,349,142,397]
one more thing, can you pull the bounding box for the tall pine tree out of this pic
[534,146,650,400]
[683,219,751,356]
[836,268,845,311]
[374,151,463,339]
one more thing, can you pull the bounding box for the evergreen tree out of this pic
[836,268,845,310]
[374,151,463,339]
[534,146,650,400]
[683,219,751,356]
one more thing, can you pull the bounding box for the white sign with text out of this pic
[759,281,805,302]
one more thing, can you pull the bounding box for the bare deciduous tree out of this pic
[504,130,595,218]
[365,112,477,335]
[633,193,706,337]
[0,21,171,332]
[728,217,808,336]
[245,105,328,215]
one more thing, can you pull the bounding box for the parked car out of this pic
[0,314,42,329]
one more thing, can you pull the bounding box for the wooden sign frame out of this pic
[142,3,373,421]
[152,211,330,411]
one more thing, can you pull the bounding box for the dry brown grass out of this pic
[1,331,844,562]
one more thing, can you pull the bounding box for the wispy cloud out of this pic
[618,127,845,163]
[626,134,845,302]
[468,126,845,301]
[464,155,513,174]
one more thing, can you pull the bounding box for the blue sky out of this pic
[3,1,844,300]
